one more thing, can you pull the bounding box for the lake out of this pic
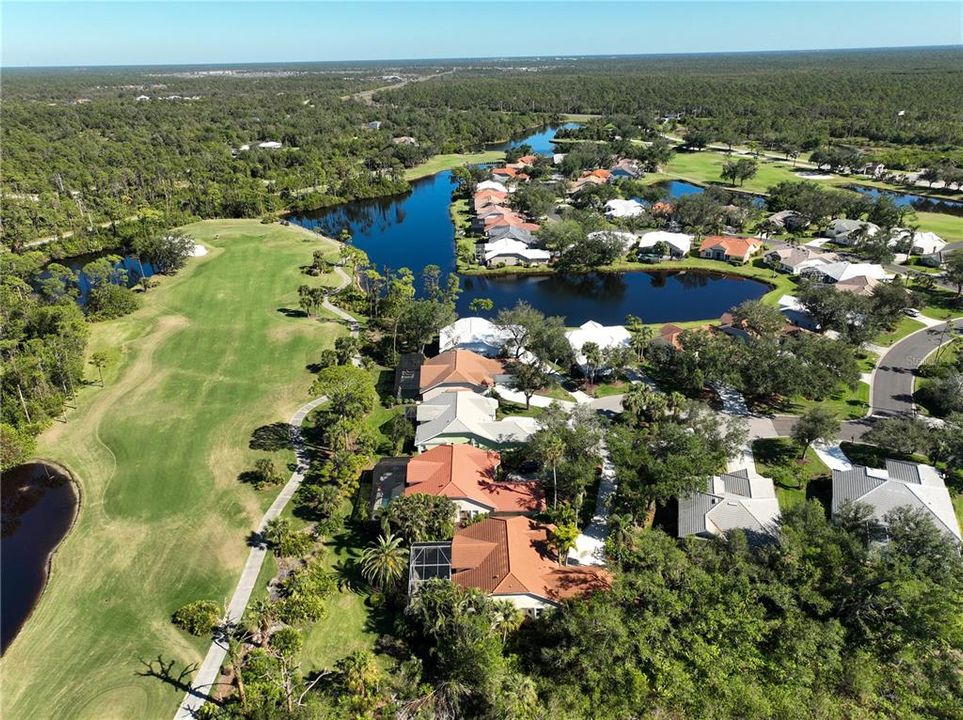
[45,251,157,305]
[1,462,78,654]
[288,125,769,324]
[844,184,963,217]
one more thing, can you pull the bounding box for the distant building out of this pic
[603,198,645,218]
[801,261,893,284]
[637,230,692,258]
[392,136,418,145]
[257,141,283,149]
[565,321,631,370]
[483,238,551,267]
[824,219,880,245]
[366,121,382,130]
[764,247,832,275]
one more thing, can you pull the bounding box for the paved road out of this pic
[174,231,355,719]
[870,319,963,417]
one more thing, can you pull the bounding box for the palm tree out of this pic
[359,532,408,591]
[491,604,523,642]
[535,435,565,509]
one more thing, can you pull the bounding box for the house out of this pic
[565,321,631,369]
[764,247,832,275]
[824,219,880,245]
[135,94,150,101]
[778,295,817,330]
[649,201,674,217]
[834,275,882,297]
[366,121,382,130]
[394,352,425,399]
[439,317,511,356]
[475,205,516,223]
[484,238,551,267]
[653,323,686,350]
[609,159,643,179]
[392,136,418,145]
[801,261,893,284]
[516,154,538,167]
[832,460,961,543]
[766,209,810,233]
[484,214,539,233]
[906,230,946,256]
[408,516,611,615]
[486,225,537,245]
[257,141,283,149]
[476,180,509,194]
[586,230,637,254]
[492,167,520,181]
[699,236,763,264]
[414,391,538,450]
[637,230,693,258]
[678,469,781,540]
[375,444,543,522]
[419,350,507,399]
[603,198,645,219]
[473,190,508,212]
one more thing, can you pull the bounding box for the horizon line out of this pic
[4,42,961,71]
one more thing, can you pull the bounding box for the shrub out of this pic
[172,600,221,636]
[86,284,141,320]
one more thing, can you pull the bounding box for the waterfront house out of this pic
[371,444,543,522]
[637,230,693,258]
[832,460,961,542]
[484,238,551,267]
[699,236,763,264]
[486,225,537,245]
[419,350,508,399]
[653,323,686,350]
[414,391,538,450]
[586,230,638,254]
[408,516,611,615]
[824,218,880,245]
[766,209,810,233]
[439,317,511,356]
[678,469,780,540]
[476,180,509,194]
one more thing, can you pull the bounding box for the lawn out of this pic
[2,220,346,720]
[652,150,803,195]
[873,316,926,346]
[911,283,963,322]
[752,438,832,511]
[404,150,505,181]
[784,381,870,420]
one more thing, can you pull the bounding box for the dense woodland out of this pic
[384,48,963,158]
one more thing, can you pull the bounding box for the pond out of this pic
[1,462,78,654]
[493,122,580,155]
[44,251,157,305]
[844,184,963,217]
[288,125,770,324]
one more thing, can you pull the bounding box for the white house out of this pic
[764,246,832,275]
[257,140,283,149]
[586,230,637,254]
[603,198,645,218]
[678,469,781,540]
[565,321,631,368]
[439,317,511,357]
[414,391,538,450]
[907,230,946,256]
[484,239,551,267]
[802,261,893,284]
[476,180,509,194]
[832,460,961,542]
[637,230,693,258]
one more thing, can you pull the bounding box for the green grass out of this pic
[650,150,803,195]
[591,381,629,398]
[752,437,831,511]
[784,381,870,420]
[911,283,963,322]
[839,442,928,469]
[856,350,879,375]
[873,316,926,346]
[404,150,505,180]
[3,220,345,720]
[450,197,471,232]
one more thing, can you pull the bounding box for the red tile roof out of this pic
[450,517,611,603]
[405,444,543,513]
[517,155,538,166]
[418,350,506,394]
[492,167,518,178]
[700,235,763,258]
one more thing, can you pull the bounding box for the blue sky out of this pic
[3,1,961,67]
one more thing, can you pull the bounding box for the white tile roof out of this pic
[484,238,550,264]
[637,230,693,256]
[414,391,537,448]
[565,321,631,365]
[439,317,511,356]
[603,198,645,218]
